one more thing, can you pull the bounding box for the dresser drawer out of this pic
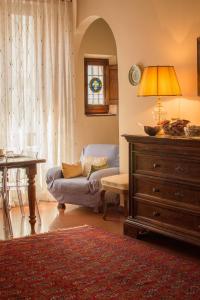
[133,175,200,209]
[134,154,200,183]
[135,199,200,236]
[133,142,200,158]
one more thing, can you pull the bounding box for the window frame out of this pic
[84,58,109,115]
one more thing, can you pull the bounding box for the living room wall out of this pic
[74,17,119,159]
[74,0,200,171]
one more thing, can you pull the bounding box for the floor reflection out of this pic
[0,202,124,240]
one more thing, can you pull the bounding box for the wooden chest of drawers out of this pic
[123,135,200,246]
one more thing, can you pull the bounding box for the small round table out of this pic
[100,174,128,220]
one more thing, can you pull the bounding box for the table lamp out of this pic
[137,66,182,124]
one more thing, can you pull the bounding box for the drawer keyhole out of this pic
[153,211,160,217]
[174,191,184,198]
[152,187,160,193]
[153,163,160,169]
[175,165,184,173]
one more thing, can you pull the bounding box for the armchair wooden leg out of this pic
[57,203,66,210]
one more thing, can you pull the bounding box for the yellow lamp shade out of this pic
[137,66,182,97]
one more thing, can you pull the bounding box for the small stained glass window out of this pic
[88,65,104,105]
[84,58,109,115]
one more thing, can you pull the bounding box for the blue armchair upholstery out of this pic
[46,144,119,212]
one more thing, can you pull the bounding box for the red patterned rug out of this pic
[0,225,200,299]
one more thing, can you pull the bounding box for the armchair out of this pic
[46,144,119,212]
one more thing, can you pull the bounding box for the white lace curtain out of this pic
[0,0,75,201]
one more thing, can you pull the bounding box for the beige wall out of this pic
[74,18,119,159]
[75,0,200,170]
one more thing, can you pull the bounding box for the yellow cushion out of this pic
[82,156,108,177]
[62,162,83,179]
[101,174,128,190]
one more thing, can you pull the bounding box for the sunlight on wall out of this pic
[75,0,200,172]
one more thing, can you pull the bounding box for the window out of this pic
[84,58,109,115]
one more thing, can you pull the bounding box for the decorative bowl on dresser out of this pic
[123,135,200,246]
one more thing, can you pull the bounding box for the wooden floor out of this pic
[0,202,125,240]
[0,202,199,260]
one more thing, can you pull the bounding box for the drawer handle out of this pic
[175,165,184,173]
[152,187,160,193]
[174,191,184,198]
[153,163,160,169]
[153,211,160,217]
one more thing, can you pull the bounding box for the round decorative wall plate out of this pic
[128,64,142,86]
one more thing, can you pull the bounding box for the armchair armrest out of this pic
[89,167,119,182]
[88,167,119,194]
[46,167,63,185]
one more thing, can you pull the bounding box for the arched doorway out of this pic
[74,18,119,158]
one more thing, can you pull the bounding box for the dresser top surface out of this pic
[123,134,200,146]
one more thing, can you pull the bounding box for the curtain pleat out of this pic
[0,0,74,204]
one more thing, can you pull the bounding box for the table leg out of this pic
[124,196,128,217]
[2,194,13,238]
[124,191,128,217]
[121,193,128,217]
[100,190,107,220]
[26,164,37,234]
[2,168,13,237]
